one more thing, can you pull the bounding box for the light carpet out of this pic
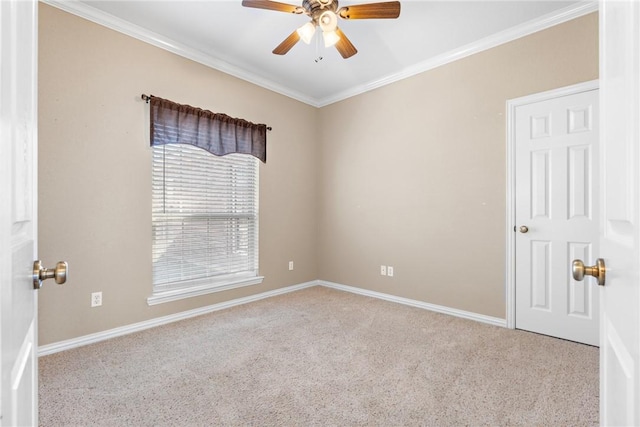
[39,286,598,426]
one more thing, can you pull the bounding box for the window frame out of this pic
[148,145,263,306]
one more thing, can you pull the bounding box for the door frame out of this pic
[505,79,599,329]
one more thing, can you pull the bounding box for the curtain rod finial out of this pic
[141,94,151,104]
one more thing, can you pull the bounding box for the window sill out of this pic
[147,274,264,306]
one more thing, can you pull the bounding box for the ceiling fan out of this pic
[241,0,401,59]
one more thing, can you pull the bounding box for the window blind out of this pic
[152,144,258,289]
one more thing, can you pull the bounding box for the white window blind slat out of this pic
[152,144,258,289]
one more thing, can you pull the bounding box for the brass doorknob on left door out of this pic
[519,225,529,233]
[572,258,606,287]
[33,260,68,289]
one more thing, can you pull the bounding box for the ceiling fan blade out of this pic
[273,30,301,55]
[334,28,357,59]
[337,1,401,19]
[242,0,304,14]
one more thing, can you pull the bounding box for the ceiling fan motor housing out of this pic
[303,0,339,18]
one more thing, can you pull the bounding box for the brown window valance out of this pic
[149,95,267,163]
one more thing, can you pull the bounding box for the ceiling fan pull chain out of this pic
[314,31,323,62]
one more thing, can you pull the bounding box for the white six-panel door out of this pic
[0,0,39,425]
[514,87,600,346]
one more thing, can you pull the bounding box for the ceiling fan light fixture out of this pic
[322,29,340,47]
[242,0,402,59]
[318,10,338,32]
[296,22,316,44]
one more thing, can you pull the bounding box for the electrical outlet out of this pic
[91,292,102,307]
[387,266,394,277]
[380,265,387,276]
[288,261,294,271]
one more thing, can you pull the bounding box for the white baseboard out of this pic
[39,279,506,356]
[38,280,319,357]
[319,280,507,328]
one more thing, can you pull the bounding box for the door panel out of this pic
[0,0,38,424]
[515,88,600,346]
[531,150,550,219]
[599,0,640,423]
[530,240,551,310]
[568,145,591,219]
[567,242,593,318]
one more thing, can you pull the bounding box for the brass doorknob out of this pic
[33,260,68,289]
[519,225,529,233]
[572,258,605,287]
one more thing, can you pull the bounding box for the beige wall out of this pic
[317,13,598,318]
[38,4,318,345]
[39,4,598,345]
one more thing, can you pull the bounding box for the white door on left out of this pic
[0,0,39,425]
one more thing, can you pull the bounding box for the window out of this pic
[145,95,267,305]
[149,144,262,305]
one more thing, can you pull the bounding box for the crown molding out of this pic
[315,1,599,107]
[40,0,321,107]
[41,0,597,109]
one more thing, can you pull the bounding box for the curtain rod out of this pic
[141,94,272,131]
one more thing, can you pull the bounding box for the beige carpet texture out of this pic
[39,286,599,426]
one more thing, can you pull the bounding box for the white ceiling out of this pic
[50,0,595,106]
